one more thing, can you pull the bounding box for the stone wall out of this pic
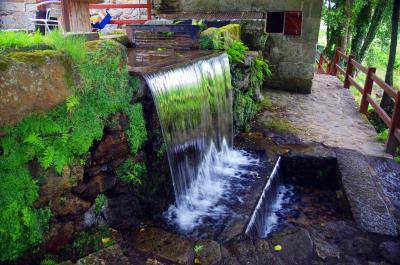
[0,0,36,30]
[160,0,323,93]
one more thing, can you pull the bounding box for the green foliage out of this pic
[226,40,249,63]
[0,168,51,262]
[0,38,143,261]
[44,31,86,62]
[258,96,273,110]
[116,158,145,185]
[377,129,389,142]
[40,257,58,265]
[194,244,204,253]
[0,30,45,53]
[69,226,115,259]
[126,104,147,154]
[94,194,106,215]
[233,91,258,132]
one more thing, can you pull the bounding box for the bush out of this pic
[0,34,144,262]
[116,158,146,185]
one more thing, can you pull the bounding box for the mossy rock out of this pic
[85,40,127,63]
[200,24,241,49]
[261,118,296,134]
[0,50,62,72]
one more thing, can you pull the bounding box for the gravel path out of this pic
[260,74,389,157]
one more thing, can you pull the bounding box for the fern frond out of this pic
[39,146,56,169]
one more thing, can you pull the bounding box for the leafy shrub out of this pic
[226,40,249,63]
[0,168,51,262]
[377,129,388,142]
[69,226,115,259]
[116,158,146,185]
[94,194,106,215]
[125,104,147,154]
[0,36,143,261]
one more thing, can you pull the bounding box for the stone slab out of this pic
[336,148,397,236]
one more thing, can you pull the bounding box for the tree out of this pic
[381,0,400,109]
[358,0,390,62]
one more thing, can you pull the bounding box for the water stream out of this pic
[144,53,259,233]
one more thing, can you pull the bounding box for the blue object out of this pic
[92,12,111,30]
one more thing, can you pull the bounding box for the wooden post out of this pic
[344,54,354,89]
[386,91,400,155]
[330,48,340,76]
[317,53,323,74]
[359,67,376,114]
[61,0,99,32]
[147,0,152,20]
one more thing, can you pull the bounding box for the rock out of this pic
[34,167,74,208]
[133,227,193,264]
[103,193,141,230]
[194,239,222,265]
[339,237,374,256]
[44,221,75,253]
[76,244,130,265]
[80,172,117,198]
[0,50,72,126]
[92,132,130,165]
[52,192,91,218]
[336,149,398,236]
[223,239,278,265]
[378,241,400,264]
[269,228,315,265]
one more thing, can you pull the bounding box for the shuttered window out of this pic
[284,11,303,36]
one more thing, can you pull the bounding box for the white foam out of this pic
[164,138,259,232]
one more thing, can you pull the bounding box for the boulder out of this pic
[79,172,117,198]
[51,192,91,218]
[133,227,193,264]
[92,132,130,165]
[76,244,130,265]
[378,241,400,264]
[194,239,222,265]
[0,50,72,126]
[44,221,75,253]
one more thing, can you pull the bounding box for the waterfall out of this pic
[144,53,259,233]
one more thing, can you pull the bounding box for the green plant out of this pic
[40,257,58,265]
[125,104,147,154]
[194,244,204,253]
[0,36,144,261]
[94,194,106,215]
[377,128,389,142]
[225,40,249,63]
[116,158,145,185]
[69,225,115,258]
[0,30,45,53]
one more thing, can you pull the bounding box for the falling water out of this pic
[144,53,259,233]
[245,157,294,238]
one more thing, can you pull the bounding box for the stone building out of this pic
[158,0,323,93]
[0,0,37,30]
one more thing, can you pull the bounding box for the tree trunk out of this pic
[350,1,373,59]
[358,0,390,63]
[381,0,400,109]
[341,0,353,52]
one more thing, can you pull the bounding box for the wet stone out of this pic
[194,239,222,265]
[133,227,193,264]
[378,241,400,264]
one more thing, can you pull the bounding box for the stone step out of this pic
[336,148,398,236]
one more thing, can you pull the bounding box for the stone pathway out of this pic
[259,74,389,157]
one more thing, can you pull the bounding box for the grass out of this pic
[262,118,296,134]
[0,31,45,53]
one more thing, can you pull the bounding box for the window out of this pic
[266,11,303,36]
[284,11,303,36]
[266,12,284,33]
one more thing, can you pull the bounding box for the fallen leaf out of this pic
[274,245,282,251]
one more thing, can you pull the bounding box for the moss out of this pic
[6,50,60,64]
[263,118,296,134]
[0,56,10,71]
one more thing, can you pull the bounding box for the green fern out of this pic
[66,95,79,112]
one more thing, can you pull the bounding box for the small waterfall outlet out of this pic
[144,53,259,234]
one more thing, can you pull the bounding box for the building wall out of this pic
[162,0,323,93]
[0,0,36,30]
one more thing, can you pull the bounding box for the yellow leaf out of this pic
[102,237,110,244]
[274,245,282,251]
[140,228,146,232]
[194,258,201,264]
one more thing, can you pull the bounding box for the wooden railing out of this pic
[316,48,400,155]
[89,1,151,25]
